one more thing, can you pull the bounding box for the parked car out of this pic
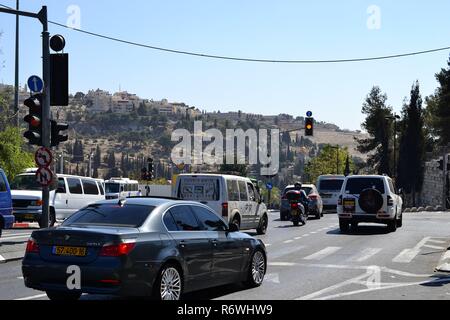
[317,175,346,212]
[337,175,403,233]
[173,174,268,235]
[22,198,267,300]
[301,184,324,219]
[0,169,14,238]
[11,170,105,227]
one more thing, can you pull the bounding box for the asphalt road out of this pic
[1,211,450,300]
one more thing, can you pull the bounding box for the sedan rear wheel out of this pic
[245,250,266,288]
[157,265,182,301]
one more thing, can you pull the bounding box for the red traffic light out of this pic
[24,115,41,128]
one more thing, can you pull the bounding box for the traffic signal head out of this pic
[23,94,43,146]
[50,120,69,147]
[305,117,314,136]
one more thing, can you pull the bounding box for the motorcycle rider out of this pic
[294,182,310,213]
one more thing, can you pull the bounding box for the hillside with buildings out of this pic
[1,84,368,185]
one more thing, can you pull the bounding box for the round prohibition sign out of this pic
[35,147,53,167]
[36,167,54,187]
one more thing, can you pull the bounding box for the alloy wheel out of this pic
[251,251,266,285]
[160,267,182,300]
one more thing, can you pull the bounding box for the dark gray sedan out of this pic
[22,198,267,300]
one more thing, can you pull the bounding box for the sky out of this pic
[0,0,449,131]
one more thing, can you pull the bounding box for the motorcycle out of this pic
[285,190,308,226]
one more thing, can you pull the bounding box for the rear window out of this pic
[178,177,220,201]
[319,180,344,191]
[0,173,7,192]
[344,178,385,195]
[63,204,155,228]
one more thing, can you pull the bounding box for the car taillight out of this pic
[291,202,299,210]
[99,242,135,257]
[387,196,394,206]
[25,238,39,254]
[222,203,229,217]
[338,195,343,206]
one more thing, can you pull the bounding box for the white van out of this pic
[173,174,269,234]
[316,175,346,212]
[11,171,106,227]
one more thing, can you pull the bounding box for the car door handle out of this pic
[179,240,187,248]
[210,239,218,246]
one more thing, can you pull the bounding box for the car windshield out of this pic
[10,174,56,191]
[63,204,155,228]
[319,179,344,191]
[105,183,120,193]
[344,178,385,195]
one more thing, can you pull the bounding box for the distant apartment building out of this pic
[86,89,113,113]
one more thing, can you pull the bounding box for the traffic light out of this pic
[23,94,43,146]
[147,158,154,181]
[305,117,314,136]
[50,120,69,147]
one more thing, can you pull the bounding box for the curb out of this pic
[436,250,450,273]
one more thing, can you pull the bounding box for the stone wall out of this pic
[418,153,450,208]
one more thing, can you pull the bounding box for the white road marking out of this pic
[0,255,5,263]
[284,240,294,244]
[310,232,317,234]
[304,247,342,261]
[423,244,446,250]
[294,236,303,240]
[392,237,432,263]
[428,239,447,244]
[348,248,382,262]
[15,294,47,301]
[265,244,272,247]
[268,262,297,267]
[303,234,310,237]
[17,276,24,280]
[265,273,280,284]
[0,234,32,241]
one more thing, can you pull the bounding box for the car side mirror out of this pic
[228,223,239,233]
[398,188,403,195]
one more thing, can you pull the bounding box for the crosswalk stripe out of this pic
[348,248,382,262]
[0,255,5,262]
[392,249,419,263]
[304,247,341,261]
[423,244,446,250]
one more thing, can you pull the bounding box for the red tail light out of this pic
[100,242,135,257]
[291,202,299,210]
[387,196,394,206]
[222,203,229,217]
[338,195,343,206]
[25,238,39,254]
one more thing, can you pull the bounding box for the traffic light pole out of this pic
[0,6,51,227]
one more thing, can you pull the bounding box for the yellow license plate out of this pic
[343,200,355,207]
[53,246,87,257]
[25,214,35,220]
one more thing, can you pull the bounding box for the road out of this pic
[1,211,450,300]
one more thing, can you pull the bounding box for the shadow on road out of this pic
[183,283,250,300]
[327,225,390,236]
[420,274,450,287]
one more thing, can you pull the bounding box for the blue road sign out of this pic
[306,111,313,117]
[266,183,273,190]
[27,75,44,93]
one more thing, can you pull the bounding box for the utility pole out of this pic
[14,0,19,127]
[0,6,51,227]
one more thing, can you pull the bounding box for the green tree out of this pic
[304,145,353,183]
[0,126,34,180]
[397,81,426,205]
[356,86,393,176]
[426,58,450,146]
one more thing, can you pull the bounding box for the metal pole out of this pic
[41,6,50,228]
[336,146,339,175]
[394,119,397,179]
[14,0,19,127]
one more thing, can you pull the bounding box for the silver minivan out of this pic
[173,174,268,234]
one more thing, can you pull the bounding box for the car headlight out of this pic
[30,200,43,206]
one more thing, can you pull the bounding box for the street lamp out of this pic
[385,114,401,179]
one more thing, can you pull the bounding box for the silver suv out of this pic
[337,175,403,233]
